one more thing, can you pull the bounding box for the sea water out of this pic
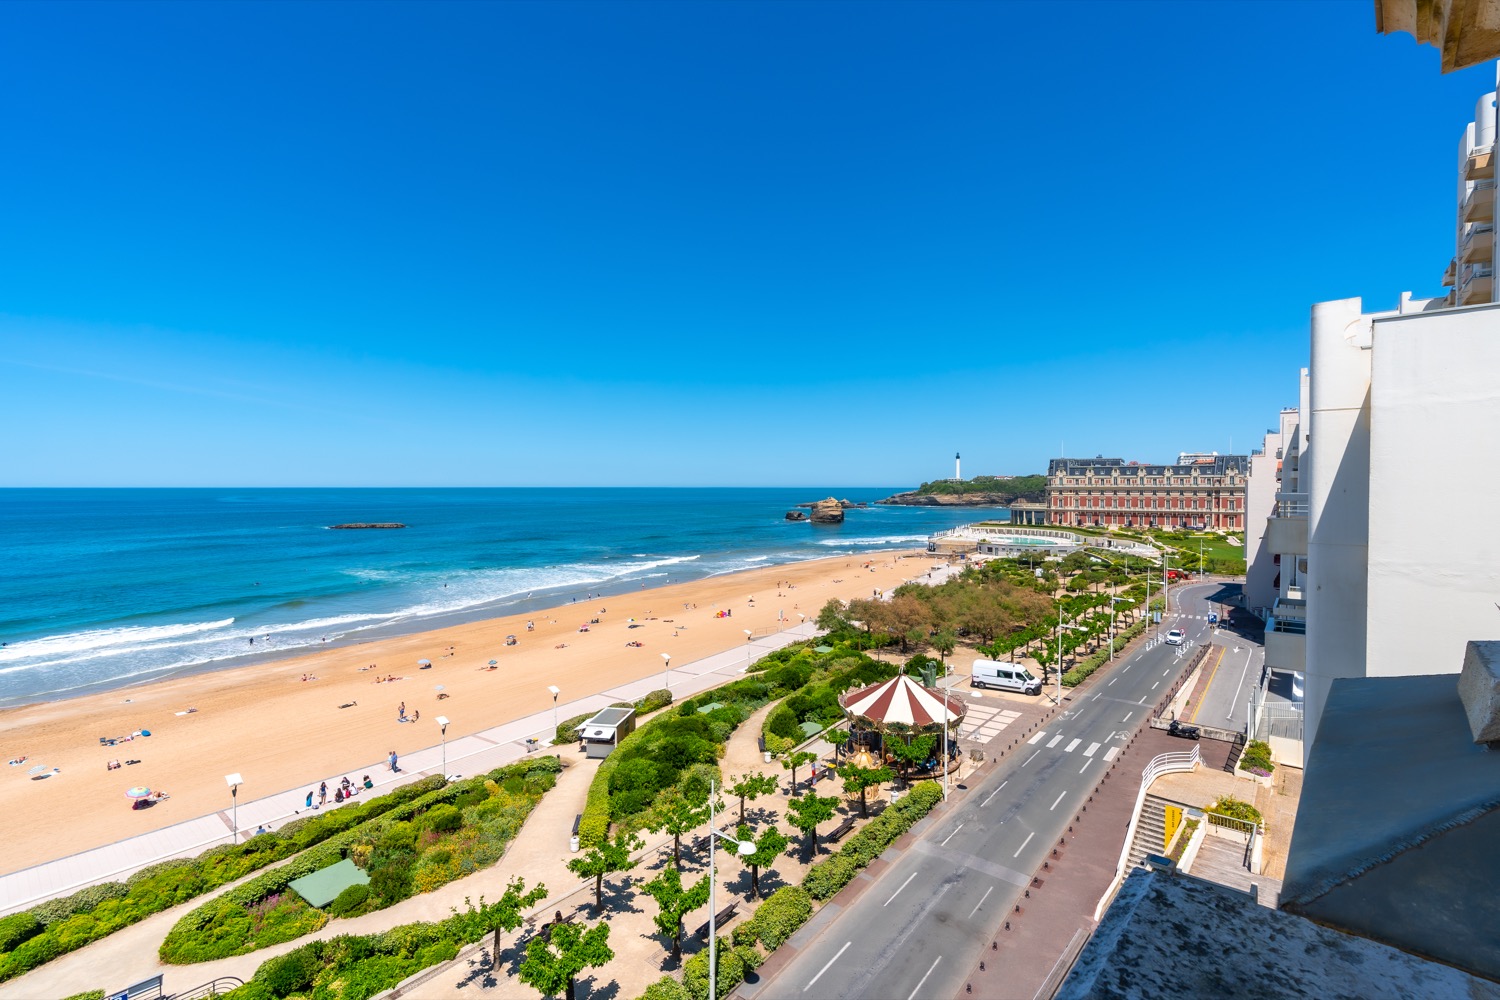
[0,488,1000,707]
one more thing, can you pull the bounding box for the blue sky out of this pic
[1,1,1493,487]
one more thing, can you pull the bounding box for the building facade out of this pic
[1045,454,1249,530]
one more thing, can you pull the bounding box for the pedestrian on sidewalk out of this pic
[318,781,328,806]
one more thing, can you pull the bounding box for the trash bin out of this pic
[763,751,772,764]
[570,835,580,853]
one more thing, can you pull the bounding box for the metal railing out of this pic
[1462,262,1495,284]
[1268,616,1306,635]
[1255,704,1304,742]
[171,978,243,1000]
[1201,809,1260,871]
[1273,492,1308,517]
[1095,746,1201,920]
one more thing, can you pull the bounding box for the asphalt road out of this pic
[754,584,1222,1000]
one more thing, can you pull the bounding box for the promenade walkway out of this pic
[0,623,819,918]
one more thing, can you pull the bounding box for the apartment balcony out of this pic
[1443,256,1457,287]
[1462,180,1495,224]
[1265,599,1307,673]
[1468,144,1495,181]
[1267,511,1308,555]
[1459,262,1495,305]
[1461,223,1494,264]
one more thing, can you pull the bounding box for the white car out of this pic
[1165,629,1185,646]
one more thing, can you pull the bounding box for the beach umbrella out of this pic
[488,659,498,666]
[418,658,432,667]
[434,684,445,692]
[125,786,152,800]
[27,765,49,778]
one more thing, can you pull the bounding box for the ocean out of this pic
[0,488,1000,707]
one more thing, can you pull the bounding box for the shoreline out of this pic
[0,548,942,875]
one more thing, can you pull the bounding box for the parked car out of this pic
[1165,629,1185,646]
[1168,720,1201,740]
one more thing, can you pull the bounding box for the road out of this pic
[751,583,1223,1000]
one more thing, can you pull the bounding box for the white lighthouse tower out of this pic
[954,452,961,481]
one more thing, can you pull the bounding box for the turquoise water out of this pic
[0,489,999,706]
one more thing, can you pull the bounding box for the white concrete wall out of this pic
[1366,302,1500,677]
[1304,298,1376,761]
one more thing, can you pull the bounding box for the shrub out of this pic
[1238,740,1276,774]
[636,688,674,714]
[684,937,745,1000]
[1210,796,1264,826]
[802,782,942,901]
[802,855,859,902]
[641,975,691,1000]
[422,804,463,834]
[327,884,371,918]
[255,943,323,997]
[29,882,129,927]
[554,711,593,745]
[61,993,105,1000]
[734,886,811,950]
[0,913,41,953]
[764,704,801,741]
[526,754,564,775]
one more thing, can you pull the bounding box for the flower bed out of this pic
[0,776,447,983]
[159,757,560,964]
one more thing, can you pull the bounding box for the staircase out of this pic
[1127,794,1177,870]
[1223,733,1246,774]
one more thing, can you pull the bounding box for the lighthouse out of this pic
[955,452,961,481]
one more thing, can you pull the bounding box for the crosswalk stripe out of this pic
[1064,738,1081,753]
[1104,747,1120,762]
[1084,742,1100,757]
[1046,734,1064,748]
[1027,730,1046,745]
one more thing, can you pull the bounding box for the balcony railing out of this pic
[1273,492,1309,517]
[1461,262,1495,284]
[1268,616,1307,635]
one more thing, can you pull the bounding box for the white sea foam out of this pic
[813,534,931,547]
[0,618,236,664]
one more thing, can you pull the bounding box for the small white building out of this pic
[575,706,636,759]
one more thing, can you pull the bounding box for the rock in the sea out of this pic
[328,523,407,529]
[785,510,809,521]
[809,498,845,524]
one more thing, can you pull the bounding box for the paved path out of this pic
[0,624,820,919]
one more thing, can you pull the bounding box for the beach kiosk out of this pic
[576,705,636,759]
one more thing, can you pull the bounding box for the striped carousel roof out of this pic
[840,674,966,728]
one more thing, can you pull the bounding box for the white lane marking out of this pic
[1049,791,1066,811]
[1084,742,1100,756]
[1108,678,1117,686]
[1122,712,1133,722]
[1151,681,1159,690]
[968,885,994,918]
[1123,664,1132,671]
[1064,738,1081,753]
[1046,734,1064,748]
[1028,731,1047,745]
[1091,692,1100,701]
[981,780,1008,807]
[1081,757,1094,773]
[1013,831,1035,857]
[940,823,965,848]
[1022,750,1041,767]
[1104,747,1120,762]
[805,941,851,992]
[1163,669,1170,676]
[885,872,917,906]
[908,956,943,1000]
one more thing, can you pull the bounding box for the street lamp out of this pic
[1054,602,1087,705]
[435,716,450,779]
[547,686,560,743]
[707,779,756,1000]
[1109,597,1135,660]
[661,653,671,690]
[224,773,242,843]
[743,629,753,643]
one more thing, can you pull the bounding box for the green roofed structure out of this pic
[288,858,370,909]
[814,645,834,654]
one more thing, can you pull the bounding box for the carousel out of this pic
[839,673,967,780]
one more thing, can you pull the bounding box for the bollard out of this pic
[1024,889,1029,898]
[1043,861,1050,871]
[980,961,986,972]
[992,942,998,951]
[1005,921,1011,930]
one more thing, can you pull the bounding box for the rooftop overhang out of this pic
[1375,0,1500,73]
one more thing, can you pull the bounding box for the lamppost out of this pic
[1109,597,1135,660]
[224,773,242,843]
[661,653,671,690]
[707,779,756,1000]
[435,716,450,778]
[1053,603,1087,704]
[1199,537,1205,580]
[743,629,753,643]
[547,686,560,743]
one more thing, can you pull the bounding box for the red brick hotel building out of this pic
[1046,454,1248,530]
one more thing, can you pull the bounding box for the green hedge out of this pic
[62,992,105,1000]
[0,776,445,984]
[802,782,943,901]
[1062,618,1149,687]
[160,759,553,964]
[730,885,811,951]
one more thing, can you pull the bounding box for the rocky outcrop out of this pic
[808,498,845,524]
[877,491,1042,507]
[328,523,407,529]
[795,498,868,509]
[785,510,809,521]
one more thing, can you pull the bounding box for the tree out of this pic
[786,789,840,861]
[781,751,818,793]
[885,733,936,781]
[651,786,710,869]
[566,830,642,914]
[737,823,789,900]
[519,917,613,1000]
[816,598,849,633]
[642,865,711,960]
[728,772,779,825]
[837,760,893,818]
[456,878,549,972]
[931,629,957,663]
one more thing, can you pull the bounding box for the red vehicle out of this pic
[1165,570,1188,582]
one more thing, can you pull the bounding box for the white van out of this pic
[971,659,1042,695]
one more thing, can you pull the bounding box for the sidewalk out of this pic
[0,624,819,918]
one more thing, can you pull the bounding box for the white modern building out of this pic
[1247,65,1500,763]
[1441,83,1497,305]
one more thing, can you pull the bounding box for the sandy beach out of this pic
[0,550,939,875]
